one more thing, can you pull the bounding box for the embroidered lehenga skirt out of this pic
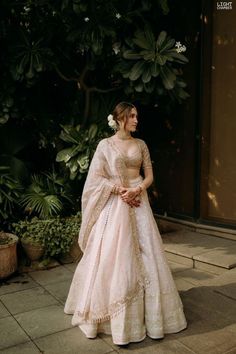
[64,176,187,345]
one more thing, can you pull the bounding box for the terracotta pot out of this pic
[69,238,83,262]
[0,233,18,279]
[21,239,45,261]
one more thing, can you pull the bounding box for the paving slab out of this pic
[166,252,193,267]
[173,268,216,286]
[63,262,78,273]
[0,286,59,315]
[173,278,196,292]
[202,268,236,300]
[35,327,115,354]
[0,341,41,354]
[182,295,235,329]
[0,316,30,350]
[99,333,195,354]
[163,231,236,270]
[44,279,71,304]
[181,286,236,320]
[193,260,228,275]
[15,304,72,339]
[176,319,236,354]
[0,300,10,318]
[29,266,73,286]
[168,261,192,274]
[0,273,38,296]
[193,245,236,269]
[117,336,195,354]
[206,268,236,286]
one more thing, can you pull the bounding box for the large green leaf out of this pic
[144,80,155,93]
[56,145,82,163]
[134,81,144,92]
[151,62,160,77]
[123,50,142,60]
[133,28,155,51]
[167,50,189,63]
[156,31,167,49]
[142,65,152,83]
[160,66,176,90]
[159,38,176,53]
[88,124,98,141]
[140,50,155,61]
[156,54,168,66]
[129,61,146,81]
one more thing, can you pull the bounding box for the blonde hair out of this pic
[112,102,136,128]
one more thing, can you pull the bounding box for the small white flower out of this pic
[175,41,187,53]
[175,41,181,49]
[107,114,117,130]
[84,17,90,22]
[115,13,121,19]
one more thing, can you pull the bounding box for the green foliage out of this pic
[117,27,189,99]
[0,167,22,221]
[13,217,46,246]
[13,214,82,257]
[0,0,190,220]
[20,171,72,219]
[56,123,109,180]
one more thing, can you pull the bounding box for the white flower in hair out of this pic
[107,114,117,130]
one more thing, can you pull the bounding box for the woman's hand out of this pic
[127,198,141,208]
[119,187,141,204]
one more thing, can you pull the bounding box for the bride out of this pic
[64,102,187,345]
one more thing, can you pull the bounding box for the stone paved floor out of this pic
[0,259,236,354]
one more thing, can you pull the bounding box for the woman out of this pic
[64,102,187,345]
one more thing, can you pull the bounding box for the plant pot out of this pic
[0,233,18,279]
[69,238,83,262]
[21,239,45,261]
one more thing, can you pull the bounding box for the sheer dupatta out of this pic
[74,138,150,323]
[78,139,117,252]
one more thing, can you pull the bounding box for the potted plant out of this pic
[0,231,18,279]
[42,214,82,262]
[13,213,82,263]
[13,218,46,262]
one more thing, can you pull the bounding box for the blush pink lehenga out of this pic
[64,137,187,345]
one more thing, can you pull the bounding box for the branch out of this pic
[89,86,122,93]
[54,66,79,83]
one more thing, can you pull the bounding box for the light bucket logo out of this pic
[216,2,233,10]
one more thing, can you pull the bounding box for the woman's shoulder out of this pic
[135,138,148,148]
[97,137,109,148]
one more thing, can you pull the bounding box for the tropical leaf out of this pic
[129,61,146,81]
[88,124,98,141]
[167,50,189,63]
[142,65,152,83]
[160,66,176,90]
[123,50,142,60]
[151,62,160,77]
[56,145,82,163]
[156,31,167,49]
[159,38,176,53]
[133,28,155,51]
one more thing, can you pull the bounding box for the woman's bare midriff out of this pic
[126,168,140,180]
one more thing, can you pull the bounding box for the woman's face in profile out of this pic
[124,108,138,132]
